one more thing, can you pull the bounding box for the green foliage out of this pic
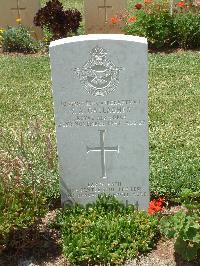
[2,25,39,53]
[123,0,200,49]
[0,52,199,252]
[0,56,59,249]
[58,195,158,265]
[0,169,47,247]
[124,2,174,48]
[0,128,59,248]
[177,189,200,212]
[160,211,200,261]
[160,188,200,262]
[173,12,200,49]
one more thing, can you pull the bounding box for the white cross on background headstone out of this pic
[98,0,112,23]
[87,130,119,179]
[85,0,127,34]
[11,0,26,19]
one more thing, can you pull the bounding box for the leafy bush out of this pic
[160,188,200,262]
[160,211,200,262]
[123,1,175,48]
[173,12,200,49]
[120,0,200,49]
[2,26,39,53]
[58,195,158,265]
[34,0,82,40]
[176,189,200,212]
[0,126,59,250]
[0,155,47,248]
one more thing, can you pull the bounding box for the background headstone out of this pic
[0,0,43,39]
[85,0,127,34]
[49,34,149,210]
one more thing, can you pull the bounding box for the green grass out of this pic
[0,55,59,246]
[0,55,59,200]
[148,52,200,198]
[41,0,84,12]
[0,51,199,200]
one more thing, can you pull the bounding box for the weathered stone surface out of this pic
[49,34,149,210]
[0,0,43,39]
[85,0,127,34]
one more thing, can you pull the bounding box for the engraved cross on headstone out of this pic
[87,130,119,179]
[98,0,112,23]
[11,0,26,19]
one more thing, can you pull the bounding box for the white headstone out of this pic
[49,35,149,210]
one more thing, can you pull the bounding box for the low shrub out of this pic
[58,195,158,265]
[0,155,47,249]
[34,0,82,40]
[123,1,175,48]
[177,189,200,212]
[0,126,59,250]
[160,189,200,262]
[2,25,39,53]
[160,211,200,262]
[119,0,200,49]
[173,12,200,49]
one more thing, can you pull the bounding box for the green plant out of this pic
[160,211,200,262]
[121,0,200,49]
[2,25,39,53]
[160,187,200,262]
[0,52,199,253]
[177,189,200,212]
[0,154,47,247]
[173,12,200,49]
[58,195,158,265]
[122,0,175,48]
[0,126,59,249]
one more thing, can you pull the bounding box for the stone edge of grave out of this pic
[49,34,147,48]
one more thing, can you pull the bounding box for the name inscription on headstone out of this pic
[50,35,149,210]
[59,98,145,128]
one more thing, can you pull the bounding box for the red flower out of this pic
[111,16,119,24]
[128,17,137,23]
[135,3,143,9]
[148,198,165,214]
[176,1,186,7]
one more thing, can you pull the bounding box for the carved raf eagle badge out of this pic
[75,46,122,96]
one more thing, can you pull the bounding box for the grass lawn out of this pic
[41,0,84,12]
[0,51,199,200]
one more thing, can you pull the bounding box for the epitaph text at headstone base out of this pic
[49,35,149,210]
[85,0,127,34]
[0,0,43,40]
